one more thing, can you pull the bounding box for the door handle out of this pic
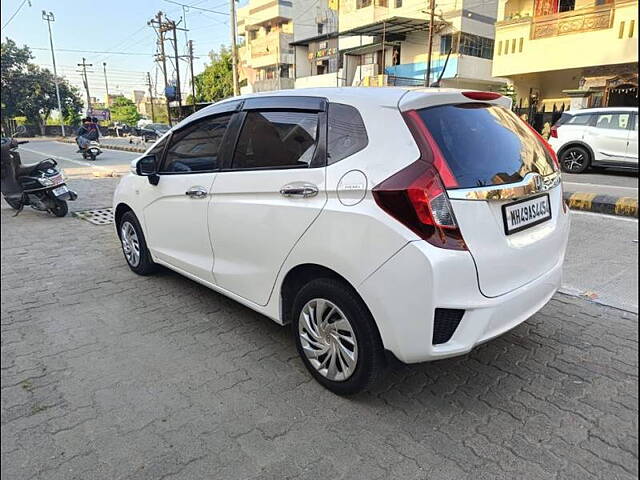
[279,182,319,198]
[185,186,208,198]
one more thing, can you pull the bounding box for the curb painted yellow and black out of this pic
[59,138,146,154]
[564,191,638,218]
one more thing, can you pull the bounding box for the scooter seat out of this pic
[16,159,56,178]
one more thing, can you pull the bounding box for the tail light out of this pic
[522,121,560,170]
[550,125,559,138]
[372,111,467,251]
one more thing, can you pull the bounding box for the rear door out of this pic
[414,103,567,297]
[585,112,633,162]
[208,96,328,306]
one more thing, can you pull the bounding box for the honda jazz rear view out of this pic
[113,88,570,394]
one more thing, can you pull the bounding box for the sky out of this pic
[1,0,235,103]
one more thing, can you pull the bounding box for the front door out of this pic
[209,101,327,305]
[142,112,234,283]
[585,111,633,163]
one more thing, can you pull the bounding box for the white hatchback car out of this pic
[113,88,570,394]
[549,107,638,173]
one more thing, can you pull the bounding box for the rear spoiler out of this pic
[399,89,512,112]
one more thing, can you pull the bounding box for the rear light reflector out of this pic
[550,125,559,138]
[433,308,465,345]
[522,121,560,170]
[462,91,502,101]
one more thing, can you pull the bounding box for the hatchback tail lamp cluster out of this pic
[373,110,467,251]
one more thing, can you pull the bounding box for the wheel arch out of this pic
[114,202,133,236]
[557,141,595,163]
[279,263,381,341]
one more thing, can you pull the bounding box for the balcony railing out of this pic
[530,5,614,39]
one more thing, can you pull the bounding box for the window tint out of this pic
[418,103,556,189]
[566,114,593,125]
[595,113,631,130]
[232,111,318,169]
[327,103,368,164]
[162,114,231,173]
[148,135,169,157]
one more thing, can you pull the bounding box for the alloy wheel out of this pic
[298,298,358,381]
[120,221,141,267]
[563,149,586,172]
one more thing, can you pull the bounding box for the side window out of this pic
[595,113,631,130]
[161,114,232,173]
[232,111,319,169]
[566,114,592,126]
[148,135,169,158]
[327,103,368,165]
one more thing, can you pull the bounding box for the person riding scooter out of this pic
[76,117,92,152]
[76,117,102,161]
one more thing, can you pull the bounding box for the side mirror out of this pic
[136,155,160,185]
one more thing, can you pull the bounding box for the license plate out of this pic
[502,194,552,235]
[53,185,69,197]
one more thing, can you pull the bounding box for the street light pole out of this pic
[425,0,436,87]
[42,11,65,136]
[103,62,110,105]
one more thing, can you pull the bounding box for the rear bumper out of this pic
[359,240,564,364]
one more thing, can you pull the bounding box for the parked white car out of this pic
[113,88,570,394]
[549,107,638,173]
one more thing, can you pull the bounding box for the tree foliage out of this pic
[109,96,141,125]
[1,38,84,134]
[193,46,233,103]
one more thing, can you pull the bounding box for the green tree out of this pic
[193,46,233,103]
[1,38,83,134]
[110,96,141,125]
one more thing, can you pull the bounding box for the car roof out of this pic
[193,87,511,122]
[565,107,639,115]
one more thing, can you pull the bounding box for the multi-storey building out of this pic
[492,0,638,109]
[292,0,506,90]
[237,0,296,93]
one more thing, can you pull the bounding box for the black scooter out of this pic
[1,135,77,217]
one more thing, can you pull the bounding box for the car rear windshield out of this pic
[418,103,556,189]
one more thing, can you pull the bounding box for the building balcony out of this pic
[252,77,295,92]
[245,32,295,69]
[237,0,293,31]
[493,0,638,77]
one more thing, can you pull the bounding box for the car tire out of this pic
[560,145,591,173]
[118,211,158,275]
[292,278,385,395]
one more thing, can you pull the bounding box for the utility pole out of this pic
[188,40,197,113]
[102,62,110,106]
[229,0,240,96]
[42,11,65,136]
[77,57,93,112]
[149,11,173,126]
[425,0,436,87]
[146,72,156,123]
[171,21,183,111]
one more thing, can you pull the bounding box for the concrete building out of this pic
[237,0,296,93]
[292,0,506,90]
[493,0,638,110]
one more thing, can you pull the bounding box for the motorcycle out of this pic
[1,132,77,217]
[81,141,102,161]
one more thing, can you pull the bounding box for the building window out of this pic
[619,21,626,38]
[440,34,453,54]
[317,23,324,35]
[519,37,524,52]
[395,0,402,6]
[629,19,635,38]
[558,0,575,12]
[357,0,372,8]
[511,38,516,53]
[458,33,494,59]
[497,40,502,55]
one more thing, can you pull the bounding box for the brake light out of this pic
[462,91,502,101]
[550,125,559,138]
[522,121,560,170]
[372,111,467,251]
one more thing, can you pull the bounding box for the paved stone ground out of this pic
[1,180,638,480]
